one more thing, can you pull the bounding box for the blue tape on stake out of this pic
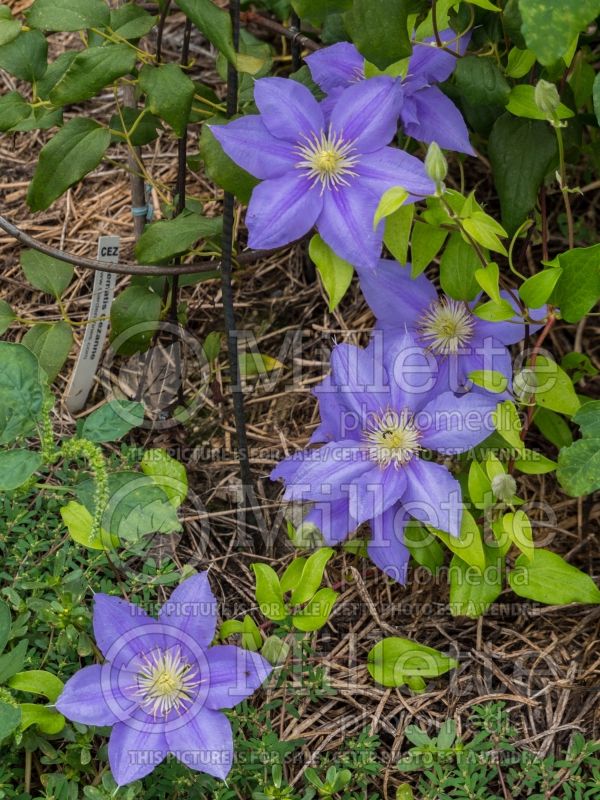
[132,206,149,217]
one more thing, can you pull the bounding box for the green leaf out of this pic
[0,91,30,131]
[141,449,188,507]
[139,64,195,138]
[472,298,515,322]
[240,615,262,652]
[109,284,162,356]
[49,45,136,106]
[0,342,45,445]
[431,509,486,571]
[404,522,445,574]
[60,501,110,550]
[27,118,111,212]
[290,547,334,606]
[8,670,63,702]
[9,106,63,132]
[0,600,11,655]
[513,450,557,474]
[280,557,307,594]
[506,84,574,121]
[469,369,508,395]
[367,637,457,688]
[110,4,157,39]
[135,209,222,264]
[519,268,562,308]
[346,0,411,70]
[593,72,600,125]
[110,108,162,147]
[309,234,354,312]
[202,331,222,363]
[411,223,448,279]
[557,438,600,496]
[0,6,20,47]
[509,549,600,604]
[373,186,409,229]
[292,587,338,631]
[201,117,258,203]
[571,400,600,438]
[251,563,286,621]
[36,51,77,99]
[552,244,600,323]
[77,471,182,540]
[439,232,480,300]
[27,0,110,31]
[20,250,73,298]
[261,635,289,665]
[19,704,64,734]
[175,0,237,64]
[0,300,15,335]
[462,214,507,256]
[22,322,73,382]
[493,399,523,449]
[0,30,47,82]
[0,449,42,491]
[503,510,533,562]
[505,47,536,79]
[449,549,503,618]
[292,0,351,25]
[383,204,413,265]
[453,56,510,133]
[468,460,492,509]
[238,352,283,377]
[475,262,501,304]
[488,114,557,235]
[0,640,28,683]
[79,400,144,443]
[0,701,21,741]
[519,0,600,66]
[533,354,580,416]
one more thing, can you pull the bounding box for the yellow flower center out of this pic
[364,409,421,468]
[295,129,359,192]
[419,298,475,355]
[134,648,200,718]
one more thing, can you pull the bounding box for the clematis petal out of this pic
[304,498,357,544]
[108,721,168,786]
[330,77,403,153]
[349,464,408,525]
[93,594,164,668]
[355,146,435,201]
[403,458,463,537]
[382,329,441,413]
[55,665,124,726]
[305,42,365,93]
[281,440,374,502]
[204,645,272,709]
[209,116,299,179]
[357,258,438,329]
[368,504,410,584]
[246,171,321,251]
[408,28,471,84]
[254,77,324,142]
[460,335,513,395]
[318,182,383,269]
[158,572,218,648]
[418,391,497,454]
[166,707,233,780]
[400,86,475,155]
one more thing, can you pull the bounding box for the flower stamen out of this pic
[418,298,475,356]
[364,409,421,468]
[134,647,200,718]
[295,128,359,193]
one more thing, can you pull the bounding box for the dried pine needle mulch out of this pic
[1,12,599,797]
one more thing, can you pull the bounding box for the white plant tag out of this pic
[64,236,119,413]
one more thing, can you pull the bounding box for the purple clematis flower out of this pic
[271,332,497,583]
[305,29,474,155]
[358,259,546,396]
[55,573,272,786]
[210,77,435,269]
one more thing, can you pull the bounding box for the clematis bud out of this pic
[425,142,448,192]
[513,367,538,403]
[534,80,560,117]
[491,473,517,503]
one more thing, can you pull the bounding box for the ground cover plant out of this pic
[0,0,599,797]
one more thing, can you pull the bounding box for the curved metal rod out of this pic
[0,212,264,276]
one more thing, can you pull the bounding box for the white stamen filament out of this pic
[134,647,200,718]
[419,298,475,356]
[295,128,359,193]
[364,409,421,468]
